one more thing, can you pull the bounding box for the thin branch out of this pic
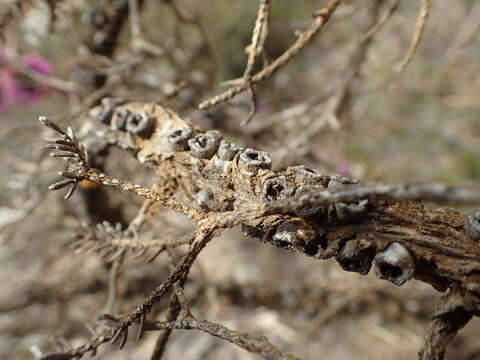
[198,0,343,110]
[149,277,194,359]
[324,0,383,127]
[149,289,183,360]
[147,318,301,360]
[360,0,401,42]
[12,63,75,93]
[104,257,123,314]
[40,116,202,221]
[52,230,214,359]
[80,168,202,220]
[260,183,480,216]
[241,0,271,124]
[243,0,271,80]
[129,0,141,39]
[72,223,195,262]
[128,0,164,56]
[396,0,432,74]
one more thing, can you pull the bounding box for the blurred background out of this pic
[1,0,480,359]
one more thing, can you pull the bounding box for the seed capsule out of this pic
[260,176,292,202]
[167,125,193,151]
[98,97,125,124]
[188,131,221,159]
[335,200,368,222]
[272,221,315,250]
[217,139,242,161]
[126,111,155,138]
[465,211,480,242]
[196,188,214,210]
[111,108,130,131]
[288,165,330,186]
[327,175,367,222]
[241,224,263,239]
[98,98,114,124]
[238,149,271,172]
[373,242,414,286]
[335,239,376,275]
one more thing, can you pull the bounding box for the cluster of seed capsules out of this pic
[79,98,467,288]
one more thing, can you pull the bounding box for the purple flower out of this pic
[22,54,53,76]
[0,51,55,112]
[336,162,352,177]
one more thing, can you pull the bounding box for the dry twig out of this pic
[198,0,342,110]
[396,0,432,74]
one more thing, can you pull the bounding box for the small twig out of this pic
[244,85,258,125]
[241,0,271,124]
[54,230,214,359]
[198,0,342,110]
[13,64,75,93]
[129,0,141,39]
[128,0,164,56]
[261,183,480,216]
[147,318,301,360]
[396,0,432,74]
[104,257,123,314]
[149,288,183,360]
[72,225,195,263]
[243,0,271,81]
[324,0,383,127]
[360,0,401,42]
[40,117,202,220]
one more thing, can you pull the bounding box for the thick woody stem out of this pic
[419,289,475,360]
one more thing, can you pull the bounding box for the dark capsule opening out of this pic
[195,136,208,148]
[247,152,259,160]
[379,263,403,279]
[339,259,361,272]
[336,245,375,275]
[266,182,284,199]
[304,242,319,256]
[130,115,140,126]
[274,240,291,248]
[171,129,182,137]
[126,112,154,138]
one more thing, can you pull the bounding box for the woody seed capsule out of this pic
[188,131,221,159]
[217,139,242,161]
[126,111,155,138]
[373,242,414,286]
[167,125,193,151]
[465,211,480,242]
[238,148,271,172]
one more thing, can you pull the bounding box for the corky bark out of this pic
[42,101,480,359]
